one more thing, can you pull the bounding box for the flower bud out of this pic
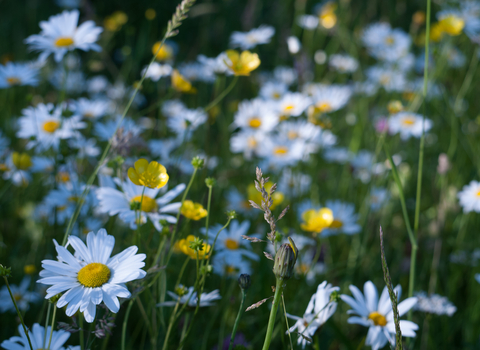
[191,156,205,169]
[0,264,11,277]
[238,274,251,291]
[273,237,298,281]
[205,177,216,188]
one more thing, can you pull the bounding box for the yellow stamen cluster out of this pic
[247,182,284,210]
[7,77,21,86]
[224,238,240,250]
[55,37,75,47]
[77,263,111,288]
[316,102,332,113]
[224,50,261,76]
[42,120,60,133]
[171,69,196,93]
[300,208,334,235]
[181,200,208,221]
[175,235,211,259]
[248,118,262,128]
[401,116,416,126]
[130,195,158,213]
[368,311,387,326]
[128,159,169,189]
[12,152,32,170]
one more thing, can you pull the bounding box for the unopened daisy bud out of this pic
[191,156,205,169]
[205,177,216,188]
[387,100,403,114]
[273,237,298,281]
[0,264,11,277]
[238,274,251,291]
[23,264,36,275]
[226,210,237,219]
[128,159,169,189]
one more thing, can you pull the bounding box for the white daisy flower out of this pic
[204,220,259,275]
[287,36,302,54]
[322,200,361,236]
[178,62,216,83]
[362,22,411,62]
[277,92,312,118]
[197,53,230,75]
[17,103,86,152]
[457,180,480,213]
[286,281,339,348]
[96,177,185,231]
[162,99,187,118]
[309,84,352,113]
[233,98,279,132]
[351,150,374,183]
[1,323,78,350]
[278,168,312,197]
[277,120,336,151]
[158,286,221,307]
[297,15,319,30]
[341,281,418,350]
[142,62,173,81]
[323,147,353,164]
[37,229,146,323]
[259,81,288,100]
[0,277,40,313]
[273,66,298,86]
[0,62,39,88]
[258,138,307,167]
[68,136,101,158]
[230,130,265,160]
[328,54,359,73]
[25,10,103,62]
[93,116,144,141]
[49,68,86,94]
[413,292,456,316]
[71,97,111,119]
[166,108,207,140]
[370,187,390,212]
[294,249,326,284]
[365,66,407,92]
[230,25,275,50]
[388,112,433,140]
[87,75,109,95]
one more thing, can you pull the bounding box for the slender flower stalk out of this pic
[204,76,238,112]
[262,279,284,350]
[47,304,58,350]
[228,288,246,350]
[2,273,34,350]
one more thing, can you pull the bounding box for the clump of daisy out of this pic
[414,292,457,316]
[388,112,433,140]
[25,10,103,62]
[0,62,39,88]
[0,277,40,313]
[37,229,146,322]
[1,323,78,350]
[230,25,275,50]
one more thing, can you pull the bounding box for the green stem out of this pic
[121,299,135,350]
[161,298,182,350]
[47,305,57,350]
[228,290,246,350]
[204,76,238,112]
[262,279,284,350]
[281,293,294,350]
[79,313,84,350]
[3,277,34,350]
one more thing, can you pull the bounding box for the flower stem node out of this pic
[205,177,216,188]
[273,237,298,281]
[0,264,11,277]
[238,274,251,291]
[191,156,205,169]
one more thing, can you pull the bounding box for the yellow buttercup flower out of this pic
[12,152,32,170]
[300,208,334,235]
[438,15,465,36]
[152,41,174,61]
[171,69,197,93]
[247,182,284,210]
[319,2,337,29]
[429,23,444,42]
[181,200,208,220]
[127,159,169,189]
[224,50,261,76]
[175,235,211,259]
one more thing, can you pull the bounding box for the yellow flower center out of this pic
[131,195,158,212]
[247,137,258,148]
[330,219,343,229]
[225,238,240,250]
[380,75,390,85]
[14,293,22,301]
[288,131,298,139]
[476,190,480,197]
[385,36,395,45]
[298,263,309,274]
[0,164,9,171]
[55,37,75,47]
[274,146,288,155]
[57,172,70,183]
[317,102,332,113]
[272,92,281,99]
[248,118,262,128]
[368,311,387,326]
[68,196,79,203]
[7,77,21,85]
[42,120,60,133]
[77,263,111,288]
[401,117,416,126]
[283,104,295,113]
